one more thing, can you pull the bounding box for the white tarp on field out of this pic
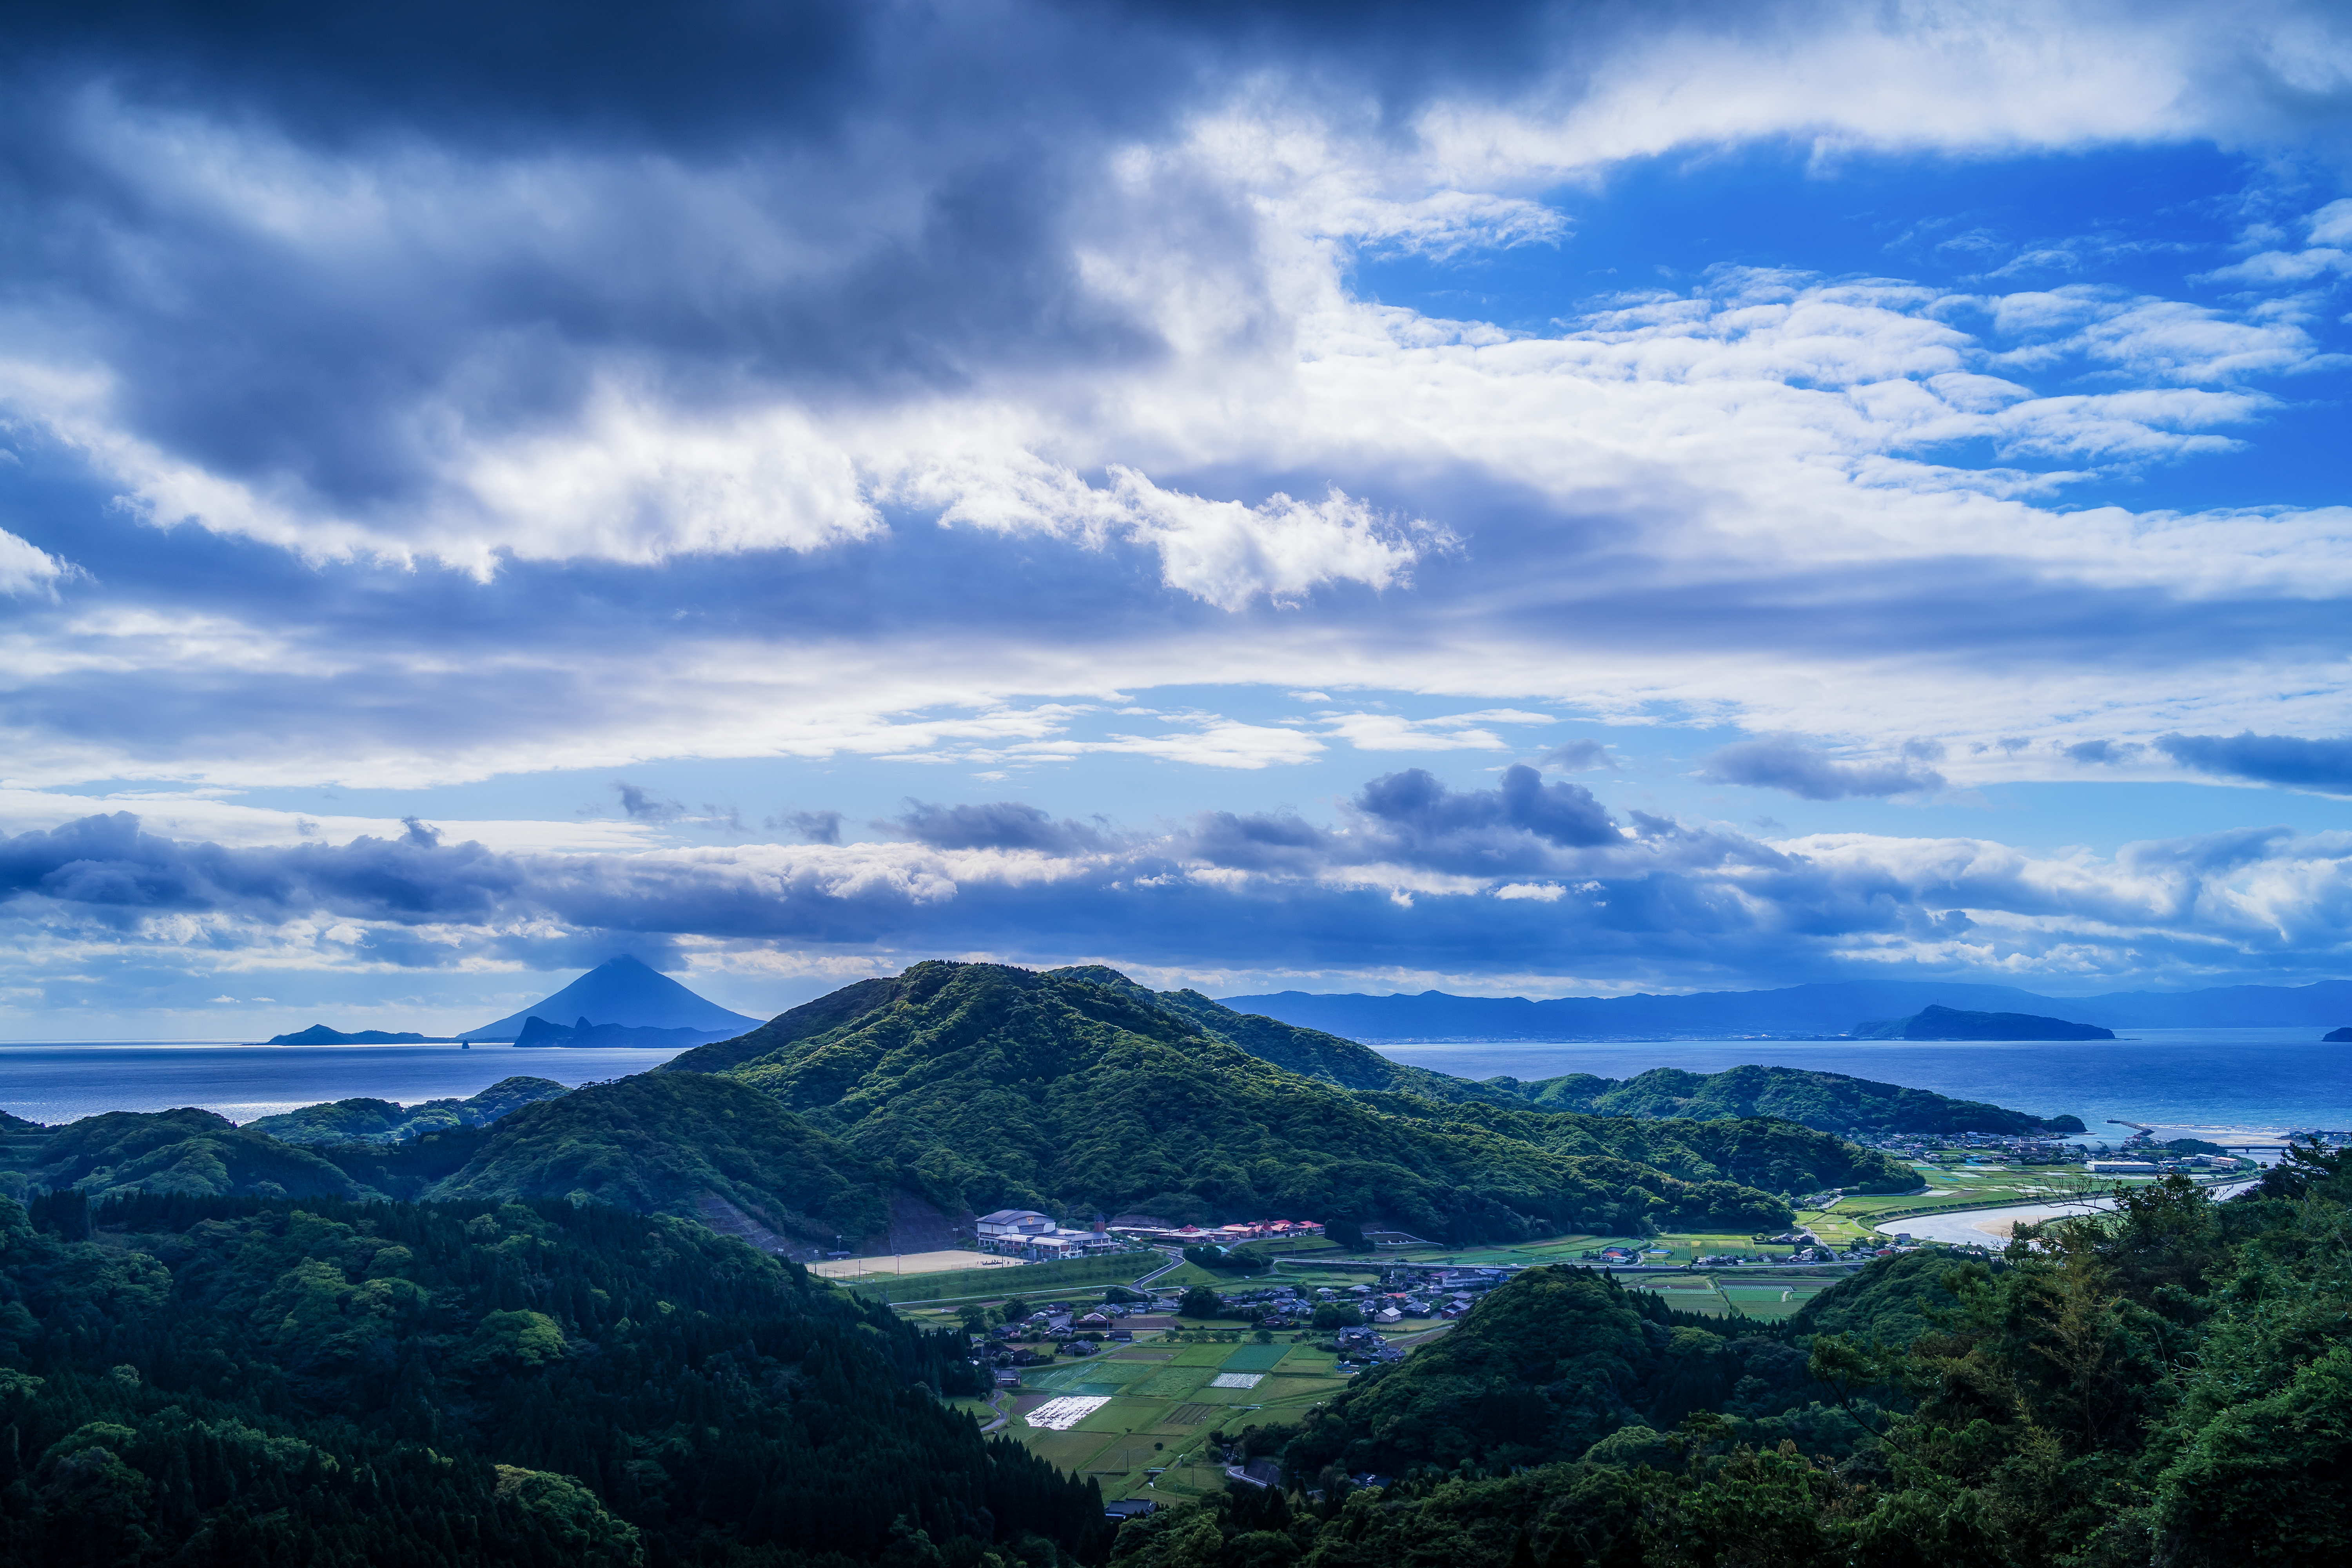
[1209,1373,1263,1388]
[1024,1396,1111,1430]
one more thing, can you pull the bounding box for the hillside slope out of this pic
[421,1073,891,1249]
[665,962,1910,1240]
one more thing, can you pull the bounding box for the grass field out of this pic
[835,1250,1161,1304]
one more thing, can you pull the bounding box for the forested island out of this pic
[1851,1003,2115,1041]
[261,1025,454,1045]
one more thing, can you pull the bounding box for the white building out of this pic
[975,1209,1125,1260]
[976,1210,1056,1250]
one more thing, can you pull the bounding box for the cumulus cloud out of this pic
[0,528,71,597]
[1702,736,1947,800]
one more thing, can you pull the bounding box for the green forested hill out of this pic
[1137,1154,2352,1568]
[1503,1062,2088,1134]
[0,1188,1101,1566]
[245,1075,572,1144]
[13,1107,375,1201]
[418,1073,890,1246]
[661,962,1906,1239]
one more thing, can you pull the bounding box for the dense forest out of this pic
[659,962,1913,1242]
[1112,1149,2352,1568]
[0,1187,1102,1567]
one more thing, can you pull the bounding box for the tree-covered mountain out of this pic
[1079,971,2083,1132]
[1133,1154,2352,1568]
[418,1073,891,1247]
[1499,1063,2088,1135]
[662,962,1911,1240]
[0,1187,1101,1566]
[245,1076,571,1144]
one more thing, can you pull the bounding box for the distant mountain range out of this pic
[1218,978,2352,1040]
[460,955,763,1041]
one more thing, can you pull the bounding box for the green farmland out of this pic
[994,1336,1360,1503]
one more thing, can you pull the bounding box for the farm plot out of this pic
[1137,1366,1212,1399]
[1024,1396,1111,1431]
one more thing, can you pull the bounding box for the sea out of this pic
[0,1027,2346,1145]
[0,1040,693,1125]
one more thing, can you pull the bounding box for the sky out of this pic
[6,0,2352,1037]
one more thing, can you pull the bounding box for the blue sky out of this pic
[5,0,2352,1036]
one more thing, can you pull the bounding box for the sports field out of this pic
[811,1249,1010,1279]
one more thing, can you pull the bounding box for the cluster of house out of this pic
[1866,1133,2084,1164]
[973,1210,1136,1260]
[985,1301,1158,1383]
[1329,1325,1406,1367]
[1192,1278,1491,1327]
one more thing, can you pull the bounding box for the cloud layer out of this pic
[3,1,2352,1012]
[10,767,2352,1004]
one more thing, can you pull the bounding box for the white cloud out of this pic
[1319,710,1554,752]
[0,528,69,598]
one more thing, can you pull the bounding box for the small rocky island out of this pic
[1853,1003,2114,1041]
[2327,1026,2352,1042]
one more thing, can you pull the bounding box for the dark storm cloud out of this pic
[1702,736,1947,800]
[2155,731,2352,792]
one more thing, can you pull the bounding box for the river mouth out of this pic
[1876,1180,2259,1246]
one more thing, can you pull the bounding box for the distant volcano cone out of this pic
[460,956,763,1042]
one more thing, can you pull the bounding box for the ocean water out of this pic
[1375,1028,2352,1144]
[1,1028,2347,1142]
[0,1040,693,1125]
